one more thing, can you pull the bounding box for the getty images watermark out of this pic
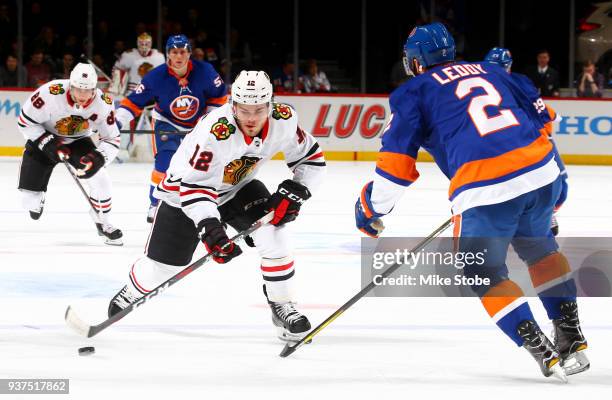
[361,237,612,297]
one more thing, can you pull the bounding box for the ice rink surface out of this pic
[1,157,611,399]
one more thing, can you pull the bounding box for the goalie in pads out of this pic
[108,71,326,341]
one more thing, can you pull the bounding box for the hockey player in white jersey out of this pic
[108,71,326,340]
[108,33,165,97]
[17,63,123,245]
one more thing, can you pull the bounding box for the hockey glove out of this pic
[267,179,311,226]
[198,217,243,264]
[355,181,386,238]
[35,132,69,162]
[76,149,105,179]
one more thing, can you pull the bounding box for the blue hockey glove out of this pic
[355,181,386,238]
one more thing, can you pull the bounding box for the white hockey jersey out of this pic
[17,80,121,164]
[155,102,326,226]
[112,49,165,96]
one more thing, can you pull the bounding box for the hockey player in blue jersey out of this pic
[115,34,228,222]
[484,47,568,235]
[355,23,588,380]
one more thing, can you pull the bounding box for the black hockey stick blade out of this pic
[279,217,453,358]
[65,211,274,338]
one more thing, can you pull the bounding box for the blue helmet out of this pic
[484,47,513,72]
[403,22,455,75]
[166,34,192,53]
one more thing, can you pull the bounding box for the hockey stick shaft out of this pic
[65,211,275,338]
[119,129,189,135]
[279,217,453,358]
[60,157,100,217]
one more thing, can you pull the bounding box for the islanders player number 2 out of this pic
[455,77,519,136]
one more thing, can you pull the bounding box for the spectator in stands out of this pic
[53,52,75,80]
[576,60,604,98]
[390,50,408,90]
[0,4,16,61]
[525,49,560,97]
[63,34,82,58]
[302,59,331,93]
[25,49,51,88]
[229,28,252,74]
[193,29,224,70]
[272,57,303,93]
[0,54,27,87]
[32,26,62,61]
[192,47,205,61]
[112,40,126,63]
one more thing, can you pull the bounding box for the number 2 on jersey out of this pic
[455,77,519,136]
[189,144,213,172]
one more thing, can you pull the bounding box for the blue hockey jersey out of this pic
[116,60,227,130]
[371,61,560,215]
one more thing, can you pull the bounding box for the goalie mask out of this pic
[137,33,153,56]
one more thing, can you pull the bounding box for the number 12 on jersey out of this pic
[189,144,213,172]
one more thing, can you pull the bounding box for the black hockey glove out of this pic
[35,132,69,162]
[198,217,243,264]
[267,179,311,226]
[76,149,106,179]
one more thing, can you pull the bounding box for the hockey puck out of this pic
[78,346,95,356]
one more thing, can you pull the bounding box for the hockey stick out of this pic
[279,217,453,358]
[59,155,102,224]
[65,211,275,338]
[119,129,190,135]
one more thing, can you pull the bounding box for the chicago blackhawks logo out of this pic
[49,83,65,95]
[223,156,261,185]
[210,117,236,140]
[138,62,154,77]
[101,93,113,105]
[54,115,89,136]
[170,95,200,121]
[272,103,292,120]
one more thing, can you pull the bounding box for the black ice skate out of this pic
[29,198,45,220]
[94,222,123,246]
[553,301,589,375]
[264,285,311,342]
[89,210,123,245]
[518,320,567,382]
[146,204,157,223]
[551,213,559,236]
[108,285,140,318]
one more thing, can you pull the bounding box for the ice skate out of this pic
[29,197,45,220]
[264,285,311,342]
[146,204,157,223]
[553,301,589,375]
[108,285,140,317]
[89,209,123,246]
[518,320,567,382]
[551,212,559,236]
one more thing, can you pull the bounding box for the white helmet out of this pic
[231,71,273,106]
[70,63,97,90]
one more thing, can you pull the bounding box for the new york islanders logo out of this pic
[272,103,292,120]
[210,117,236,140]
[170,95,200,121]
[49,83,65,95]
[101,93,113,105]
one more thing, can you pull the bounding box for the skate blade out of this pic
[549,362,568,383]
[562,351,590,376]
[104,238,123,246]
[275,326,308,343]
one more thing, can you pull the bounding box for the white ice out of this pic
[1,157,611,399]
